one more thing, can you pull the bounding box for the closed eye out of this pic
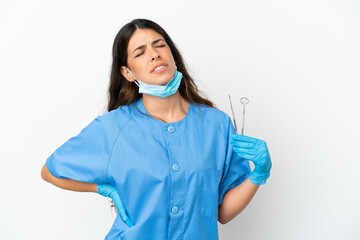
[135,45,166,57]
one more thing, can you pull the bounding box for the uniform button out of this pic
[167,125,175,133]
[172,206,179,214]
[172,163,179,171]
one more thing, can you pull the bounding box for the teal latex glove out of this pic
[230,134,272,185]
[96,184,133,227]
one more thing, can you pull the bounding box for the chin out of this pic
[155,73,173,85]
[159,80,170,86]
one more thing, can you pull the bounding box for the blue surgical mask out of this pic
[126,65,183,98]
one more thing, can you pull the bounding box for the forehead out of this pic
[128,29,163,49]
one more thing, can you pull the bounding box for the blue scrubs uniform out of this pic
[46,96,251,240]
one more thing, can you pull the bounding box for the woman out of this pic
[41,18,272,240]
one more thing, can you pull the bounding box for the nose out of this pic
[149,46,161,60]
[152,55,160,60]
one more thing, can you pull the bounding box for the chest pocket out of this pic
[196,168,223,218]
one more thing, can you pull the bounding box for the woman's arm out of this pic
[41,164,98,193]
[218,177,260,224]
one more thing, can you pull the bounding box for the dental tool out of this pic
[228,95,249,135]
[228,95,238,134]
[240,97,249,135]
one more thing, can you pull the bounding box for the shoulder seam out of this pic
[202,114,229,142]
[105,113,135,183]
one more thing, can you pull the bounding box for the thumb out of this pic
[111,192,133,226]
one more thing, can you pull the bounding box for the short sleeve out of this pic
[45,115,117,184]
[218,116,251,206]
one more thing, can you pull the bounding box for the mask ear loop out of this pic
[126,67,140,87]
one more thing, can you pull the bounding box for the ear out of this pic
[120,66,135,83]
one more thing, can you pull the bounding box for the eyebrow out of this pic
[132,39,165,54]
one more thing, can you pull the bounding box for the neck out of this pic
[142,91,189,123]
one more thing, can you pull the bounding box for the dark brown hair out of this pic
[105,18,217,215]
[106,18,216,114]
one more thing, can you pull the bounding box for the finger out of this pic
[118,207,128,220]
[111,194,128,217]
[232,138,265,151]
[113,196,132,225]
[111,193,125,209]
[233,148,255,160]
[230,140,254,149]
[231,134,258,143]
[117,207,133,226]
[233,146,257,154]
[124,217,133,227]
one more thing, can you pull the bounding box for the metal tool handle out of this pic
[240,97,249,135]
[228,95,238,134]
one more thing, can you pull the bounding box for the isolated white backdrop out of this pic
[0,0,359,239]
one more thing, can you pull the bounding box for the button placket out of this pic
[165,124,182,219]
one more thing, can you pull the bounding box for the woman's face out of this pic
[121,28,176,86]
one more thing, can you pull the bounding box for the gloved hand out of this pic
[230,134,272,185]
[96,184,133,227]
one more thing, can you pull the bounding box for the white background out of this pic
[1,0,359,239]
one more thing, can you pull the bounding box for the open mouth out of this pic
[152,65,167,73]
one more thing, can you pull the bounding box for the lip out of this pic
[152,65,167,73]
[151,63,168,73]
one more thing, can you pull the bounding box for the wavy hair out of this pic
[105,18,217,215]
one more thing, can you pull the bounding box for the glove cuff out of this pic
[249,170,271,185]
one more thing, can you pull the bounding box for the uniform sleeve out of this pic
[218,116,252,206]
[45,115,117,184]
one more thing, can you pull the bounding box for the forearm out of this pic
[41,164,98,193]
[218,177,260,224]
